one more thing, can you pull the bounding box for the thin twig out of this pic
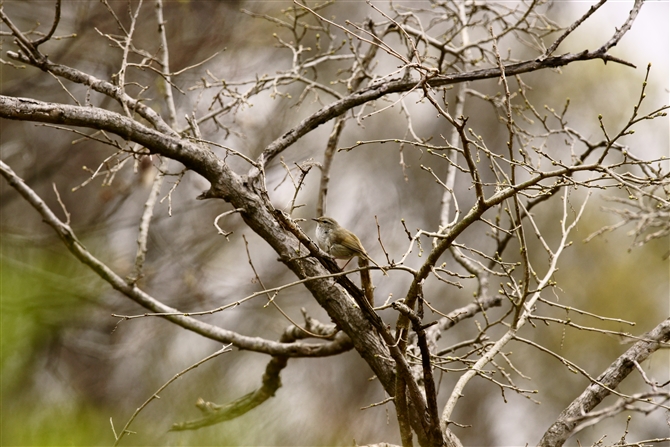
[111,344,233,446]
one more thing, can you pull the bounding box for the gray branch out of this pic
[538,318,670,447]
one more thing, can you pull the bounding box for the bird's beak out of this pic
[312,218,319,222]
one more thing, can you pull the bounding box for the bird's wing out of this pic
[341,235,367,257]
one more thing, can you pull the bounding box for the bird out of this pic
[313,216,387,275]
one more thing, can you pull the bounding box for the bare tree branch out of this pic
[538,318,670,447]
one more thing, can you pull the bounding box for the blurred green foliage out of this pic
[1,247,110,445]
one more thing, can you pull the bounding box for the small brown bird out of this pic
[313,216,387,275]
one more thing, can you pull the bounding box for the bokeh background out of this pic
[1,1,668,446]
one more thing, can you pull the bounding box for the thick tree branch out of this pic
[538,318,670,447]
[5,51,175,135]
[0,95,207,171]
